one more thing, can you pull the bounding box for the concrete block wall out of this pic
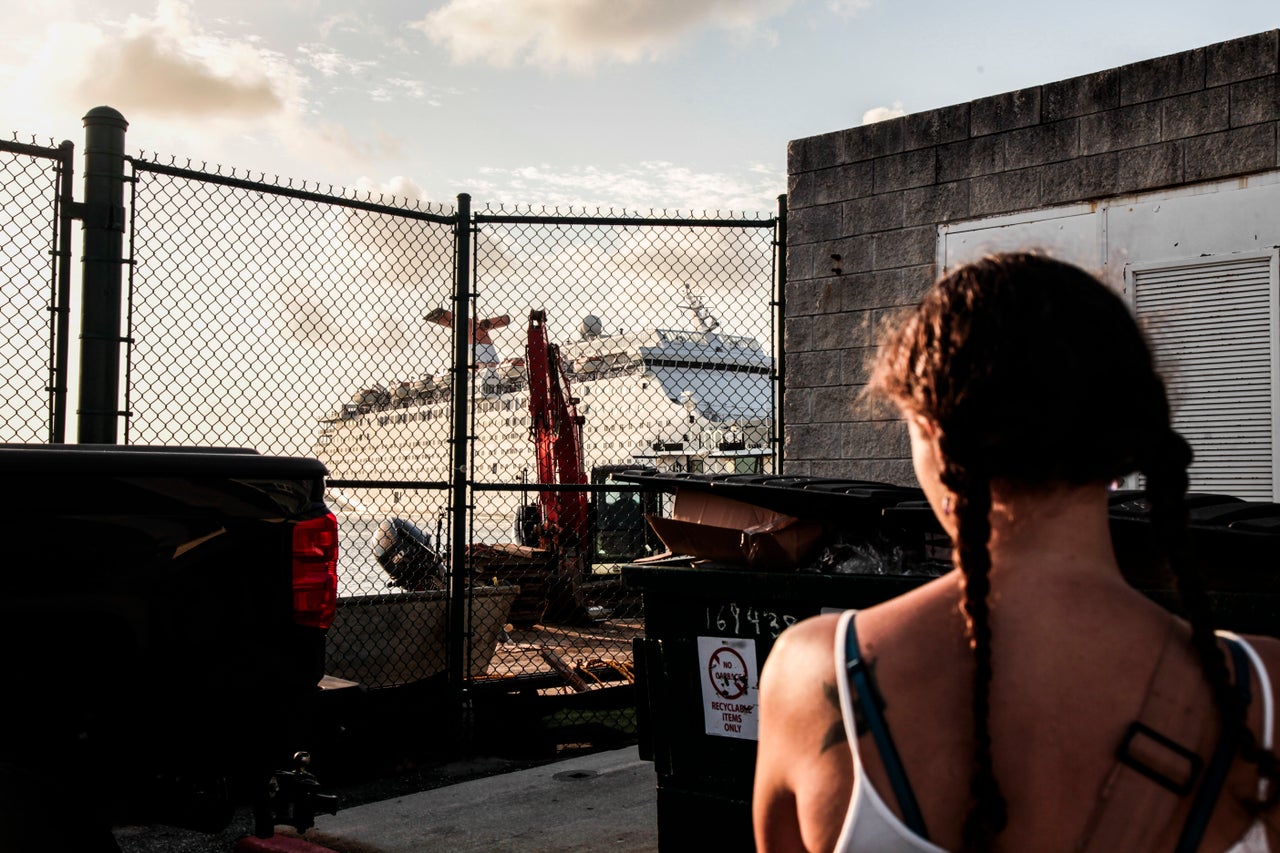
[783,29,1280,482]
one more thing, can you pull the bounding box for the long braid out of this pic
[866,252,1280,844]
[945,462,1008,852]
[1146,430,1280,810]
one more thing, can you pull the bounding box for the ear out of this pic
[910,414,941,440]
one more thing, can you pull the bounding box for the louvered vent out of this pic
[1132,255,1278,500]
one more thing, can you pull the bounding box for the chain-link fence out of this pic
[457,208,779,731]
[0,138,73,443]
[2,115,782,754]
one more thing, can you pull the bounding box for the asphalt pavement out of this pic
[303,745,659,852]
[115,746,659,853]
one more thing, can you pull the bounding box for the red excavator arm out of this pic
[525,310,590,554]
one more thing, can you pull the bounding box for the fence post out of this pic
[447,193,473,694]
[774,193,787,473]
[50,140,76,443]
[77,106,129,444]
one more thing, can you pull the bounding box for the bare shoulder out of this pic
[757,611,846,723]
[761,612,843,685]
[754,611,851,852]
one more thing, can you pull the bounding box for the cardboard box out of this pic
[644,488,826,570]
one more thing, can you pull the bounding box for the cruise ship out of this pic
[315,285,775,530]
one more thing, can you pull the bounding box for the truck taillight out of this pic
[292,512,338,629]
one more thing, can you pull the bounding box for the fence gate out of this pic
[0,137,75,443]
[1,108,784,756]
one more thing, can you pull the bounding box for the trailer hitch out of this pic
[253,751,339,838]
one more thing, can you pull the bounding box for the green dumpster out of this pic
[620,472,1280,852]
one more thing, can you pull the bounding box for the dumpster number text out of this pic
[706,603,797,638]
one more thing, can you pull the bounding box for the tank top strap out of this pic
[844,612,930,840]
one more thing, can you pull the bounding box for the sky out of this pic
[2,1,1279,220]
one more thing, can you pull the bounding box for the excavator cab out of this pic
[590,465,662,566]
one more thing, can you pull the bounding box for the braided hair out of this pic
[868,252,1276,848]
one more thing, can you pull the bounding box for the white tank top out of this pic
[830,611,1273,853]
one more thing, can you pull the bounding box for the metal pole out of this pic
[50,140,75,443]
[77,106,129,444]
[447,193,473,692]
[774,193,787,473]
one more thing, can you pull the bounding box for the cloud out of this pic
[460,161,784,214]
[410,0,795,70]
[862,100,905,124]
[298,43,378,78]
[827,0,873,16]
[73,1,298,121]
[2,1,419,179]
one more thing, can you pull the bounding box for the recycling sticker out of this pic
[697,636,759,740]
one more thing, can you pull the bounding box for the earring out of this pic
[943,495,953,516]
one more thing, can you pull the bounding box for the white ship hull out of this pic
[316,298,775,535]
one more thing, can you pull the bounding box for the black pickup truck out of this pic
[0,445,342,851]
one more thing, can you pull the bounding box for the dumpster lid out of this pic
[610,469,926,523]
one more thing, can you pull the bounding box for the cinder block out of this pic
[839,458,916,487]
[810,161,874,205]
[783,316,813,353]
[1184,123,1278,182]
[812,383,866,423]
[822,235,874,275]
[843,192,905,236]
[842,419,911,460]
[1080,101,1162,155]
[839,269,905,312]
[787,351,843,390]
[788,132,843,173]
[785,243,817,282]
[808,459,850,479]
[937,135,1005,182]
[844,118,905,161]
[1120,48,1205,105]
[787,420,843,459]
[1041,152,1119,206]
[788,203,844,245]
[783,459,813,476]
[902,103,970,150]
[1206,30,1279,88]
[782,387,813,423]
[1162,88,1230,140]
[847,382,898,421]
[812,309,872,351]
[872,226,935,270]
[1116,141,1184,194]
[900,264,937,302]
[1043,69,1120,121]
[903,181,971,227]
[971,87,1041,136]
[1230,75,1280,127]
[1005,119,1081,169]
[873,148,938,193]
[970,169,1042,216]
[786,278,843,318]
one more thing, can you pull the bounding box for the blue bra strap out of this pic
[845,613,930,839]
[1174,637,1252,853]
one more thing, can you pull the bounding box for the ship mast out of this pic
[682,282,720,341]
